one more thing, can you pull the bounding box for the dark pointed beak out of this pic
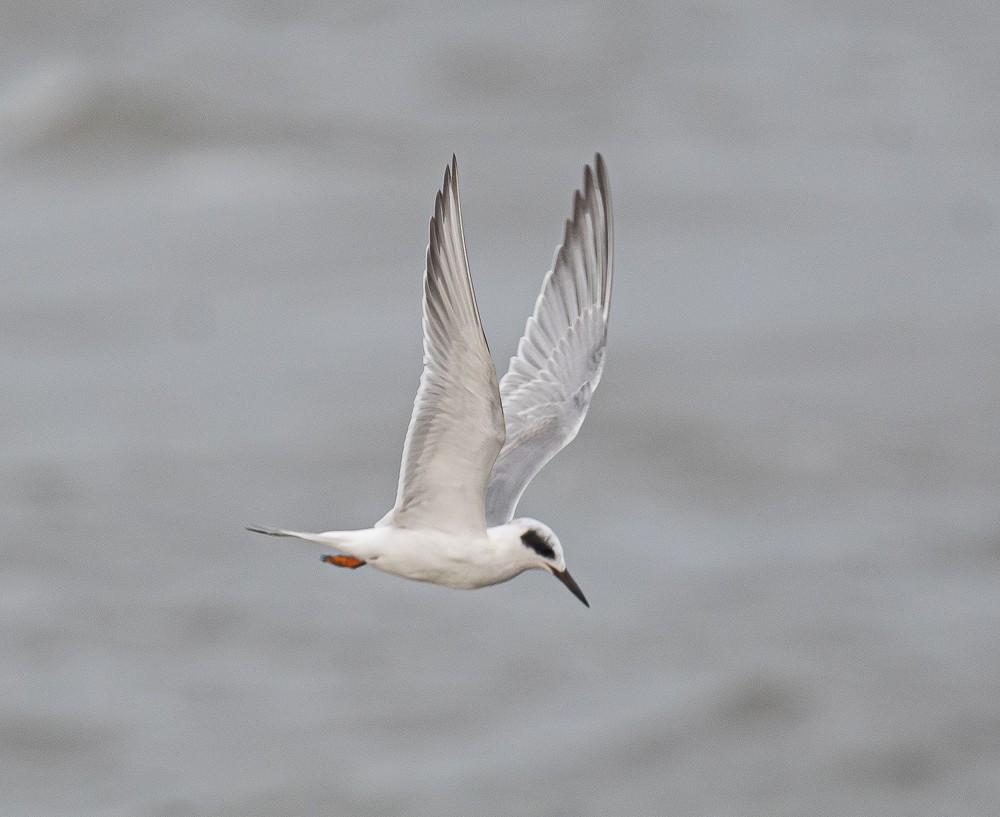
[552,567,589,607]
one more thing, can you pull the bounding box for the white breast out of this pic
[364,527,528,589]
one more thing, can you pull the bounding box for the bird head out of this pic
[511,518,589,607]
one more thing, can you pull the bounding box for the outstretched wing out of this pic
[380,156,505,536]
[485,155,613,526]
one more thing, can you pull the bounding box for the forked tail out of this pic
[245,526,338,547]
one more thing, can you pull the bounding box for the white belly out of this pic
[363,527,526,589]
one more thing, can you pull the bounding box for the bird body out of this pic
[249,155,612,606]
[250,519,561,591]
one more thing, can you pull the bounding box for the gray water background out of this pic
[3,3,1000,815]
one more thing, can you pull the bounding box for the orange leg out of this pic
[321,554,367,569]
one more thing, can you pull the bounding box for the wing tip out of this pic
[429,154,462,267]
[593,153,608,192]
[443,153,459,197]
[587,153,613,316]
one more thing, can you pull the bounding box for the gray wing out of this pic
[485,155,613,526]
[379,156,505,536]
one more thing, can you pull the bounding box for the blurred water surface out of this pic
[3,3,1000,815]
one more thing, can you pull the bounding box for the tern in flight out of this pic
[249,155,613,606]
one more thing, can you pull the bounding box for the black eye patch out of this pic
[521,529,555,560]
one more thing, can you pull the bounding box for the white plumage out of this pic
[249,155,613,607]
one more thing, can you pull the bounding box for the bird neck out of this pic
[485,523,539,569]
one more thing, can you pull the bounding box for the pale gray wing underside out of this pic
[380,157,505,536]
[485,155,613,526]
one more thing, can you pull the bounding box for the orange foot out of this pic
[321,554,367,569]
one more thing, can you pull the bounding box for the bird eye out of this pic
[520,529,556,560]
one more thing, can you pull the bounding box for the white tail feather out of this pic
[245,526,339,547]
